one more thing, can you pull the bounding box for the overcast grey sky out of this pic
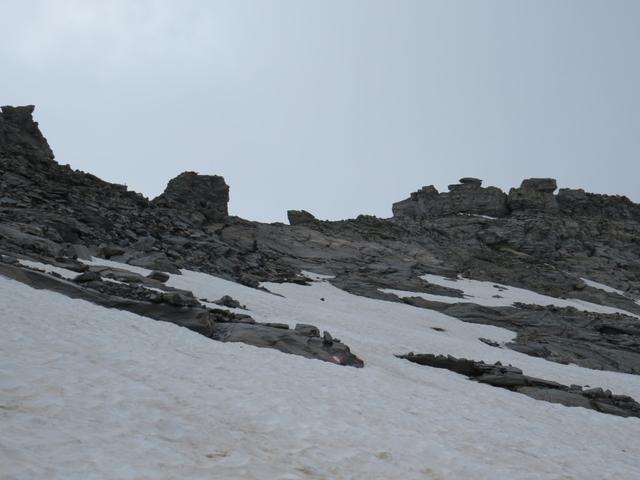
[2,1,638,222]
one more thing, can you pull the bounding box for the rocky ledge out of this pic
[398,353,640,418]
[0,257,363,367]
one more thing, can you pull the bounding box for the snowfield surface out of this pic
[382,273,640,318]
[581,278,628,296]
[17,259,78,279]
[2,261,640,479]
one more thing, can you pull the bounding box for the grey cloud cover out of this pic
[1,0,638,222]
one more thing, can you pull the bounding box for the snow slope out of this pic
[2,262,640,479]
[381,273,640,318]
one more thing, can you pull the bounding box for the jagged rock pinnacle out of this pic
[0,105,54,163]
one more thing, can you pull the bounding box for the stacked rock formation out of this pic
[393,176,640,220]
[392,178,509,219]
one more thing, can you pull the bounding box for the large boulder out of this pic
[153,171,229,222]
[287,209,316,225]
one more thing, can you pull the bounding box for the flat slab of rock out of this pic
[214,323,363,367]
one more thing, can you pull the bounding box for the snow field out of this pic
[2,260,640,479]
[381,273,640,318]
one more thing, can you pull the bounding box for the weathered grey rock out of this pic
[133,236,157,252]
[0,105,54,163]
[294,323,320,337]
[128,253,180,274]
[479,337,500,347]
[63,244,92,260]
[516,387,594,409]
[1,255,18,266]
[263,322,289,330]
[73,271,101,283]
[89,266,149,284]
[147,270,170,283]
[1,262,364,367]
[398,353,640,418]
[0,262,216,337]
[459,177,482,185]
[287,209,316,225]
[508,178,558,212]
[557,188,640,219]
[392,181,509,219]
[213,295,245,309]
[213,323,364,367]
[0,225,63,258]
[98,244,127,259]
[159,291,199,307]
[398,297,640,375]
[153,171,229,222]
[521,178,558,192]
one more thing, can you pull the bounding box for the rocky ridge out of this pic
[2,105,640,376]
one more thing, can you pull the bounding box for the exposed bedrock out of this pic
[508,177,559,213]
[0,261,364,367]
[392,176,640,220]
[398,297,640,375]
[2,105,640,374]
[398,353,640,418]
[392,178,509,219]
[0,105,54,164]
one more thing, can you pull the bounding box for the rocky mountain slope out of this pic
[3,104,640,478]
[2,104,640,374]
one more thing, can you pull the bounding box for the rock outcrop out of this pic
[508,178,558,213]
[153,171,229,223]
[392,176,640,221]
[392,178,509,219]
[398,353,640,418]
[398,298,640,374]
[0,259,364,367]
[0,105,54,163]
[557,188,640,219]
[287,209,316,225]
